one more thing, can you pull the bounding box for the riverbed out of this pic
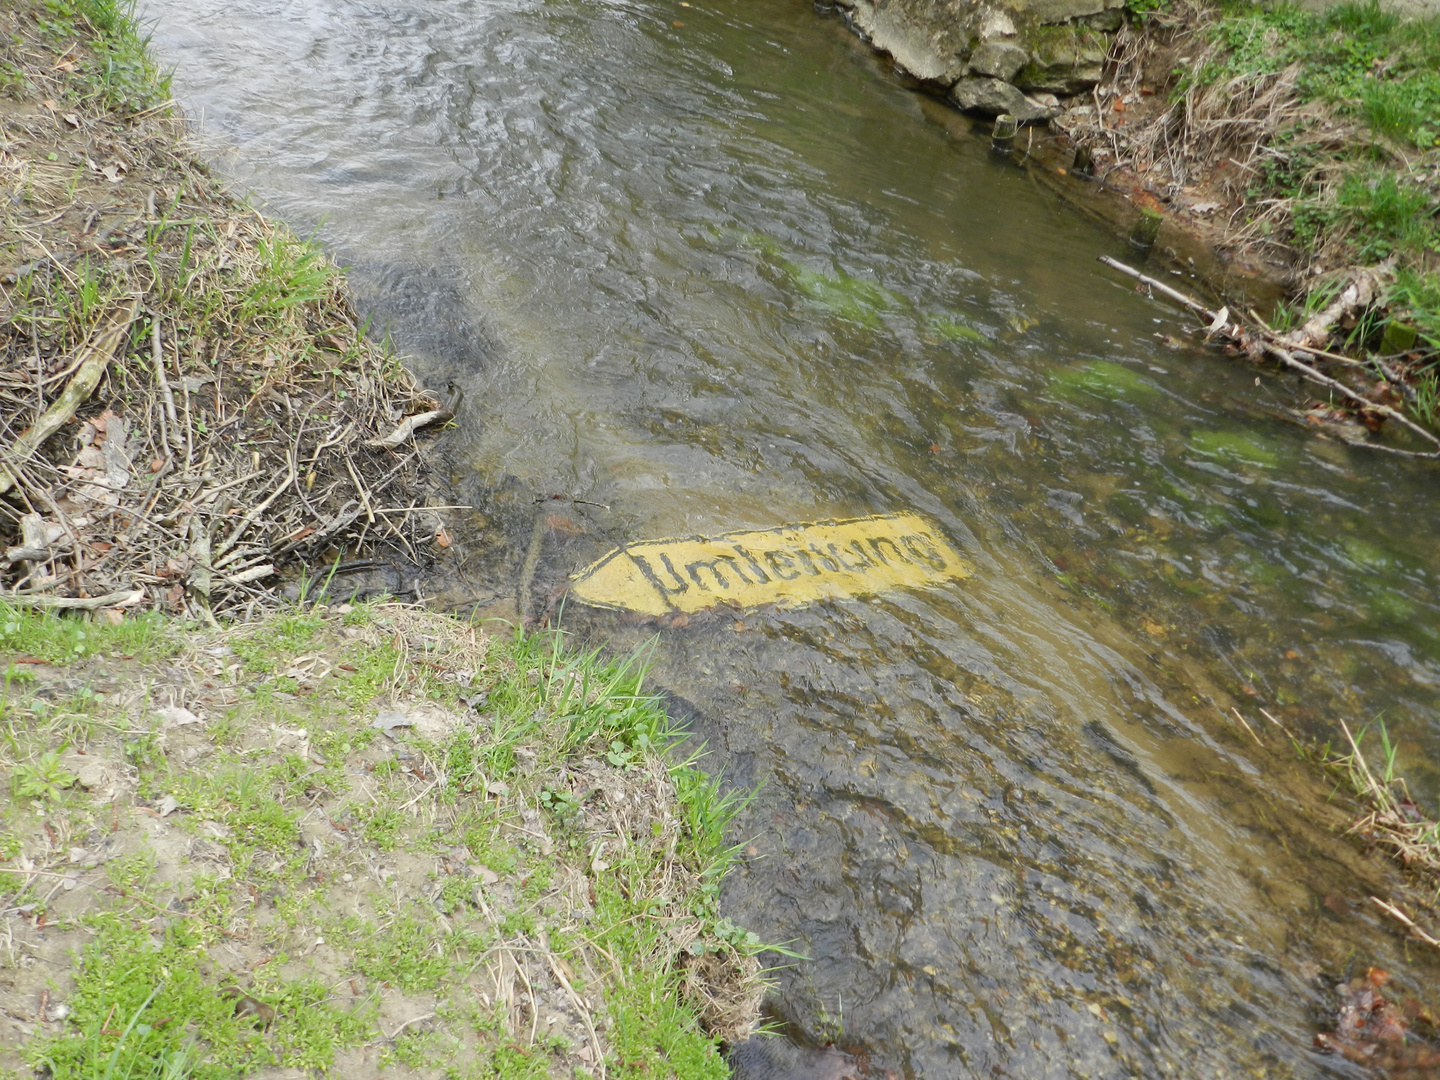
[146,0,1440,1075]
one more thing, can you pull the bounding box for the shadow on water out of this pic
[142,0,1440,1074]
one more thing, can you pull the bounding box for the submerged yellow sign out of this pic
[569,513,970,616]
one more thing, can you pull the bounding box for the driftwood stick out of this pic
[0,297,140,498]
[213,463,295,560]
[5,588,146,610]
[1099,256,1440,454]
[1371,896,1440,949]
[1261,342,1440,452]
[1286,261,1393,351]
[1098,255,1215,320]
[365,406,454,450]
[152,318,178,428]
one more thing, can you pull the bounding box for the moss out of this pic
[1049,360,1158,403]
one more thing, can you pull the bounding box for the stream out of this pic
[144,0,1440,1075]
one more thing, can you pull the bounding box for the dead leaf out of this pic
[373,709,411,738]
[100,163,125,183]
[544,514,581,536]
[157,705,203,729]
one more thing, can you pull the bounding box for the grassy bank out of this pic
[0,600,765,1078]
[1066,0,1440,435]
[1,0,443,618]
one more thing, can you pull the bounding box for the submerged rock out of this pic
[949,76,1058,121]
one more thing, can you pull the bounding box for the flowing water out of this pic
[145,0,1440,1075]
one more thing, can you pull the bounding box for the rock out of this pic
[835,0,1117,99]
[60,752,120,802]
[949,77,1058,121]
[157,705,203,729]
[840,0,956,83]
[967,41,1030,80]
[1015,26,1110,93]
[1085,8,1125,31]
[977,10,1018,39]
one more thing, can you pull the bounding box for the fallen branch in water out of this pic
[1098,256,1439,457]
[1371,897,1440,949]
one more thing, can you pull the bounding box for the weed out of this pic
[32,913,370,1080]
[333,641,402,708]
[238,232,341,327]
[1329,718,1440,901]
[356,803,405,851]
[340,909,459,993]
[1335,170,1438,261]
[12,748,76,802]
[538,786,582,820]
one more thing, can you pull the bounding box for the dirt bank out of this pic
[1,0,453,621]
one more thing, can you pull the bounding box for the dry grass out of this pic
[1332,719,1440,949]
[1058,1,1387,273]
[0,1,448,621]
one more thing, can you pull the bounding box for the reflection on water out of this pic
[145,0,1440,1074]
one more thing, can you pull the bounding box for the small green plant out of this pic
[357,803,405,851]
[538,786,582,819]
[13,749,76,802]
[32,913,370,1080]
[238,232,340,326]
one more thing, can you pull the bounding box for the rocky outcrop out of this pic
[831,0,1126,121]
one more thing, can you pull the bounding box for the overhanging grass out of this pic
[1109,0,1440,424]
[34,0,169,112]
[1196,0,1440,151]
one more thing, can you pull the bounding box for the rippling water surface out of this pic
[145,0,1440,1075]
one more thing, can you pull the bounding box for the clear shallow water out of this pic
[146,0,1440,1075]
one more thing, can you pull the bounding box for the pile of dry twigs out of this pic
[0,4,452,621]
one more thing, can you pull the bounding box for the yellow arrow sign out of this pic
[569,513,970,616]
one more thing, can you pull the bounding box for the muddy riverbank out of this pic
[0,0,452,619]
[0,5,767,1074]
